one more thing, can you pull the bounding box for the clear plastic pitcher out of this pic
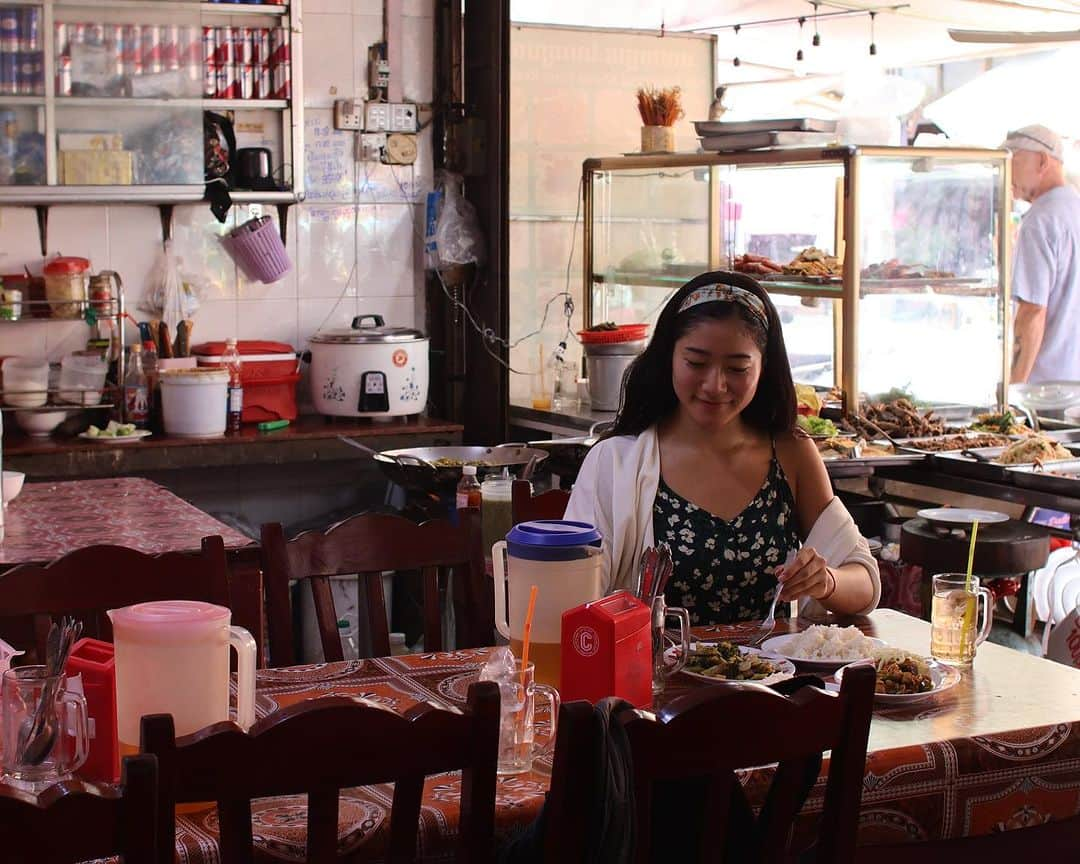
[107,600,256,754]
[492,520,603,688]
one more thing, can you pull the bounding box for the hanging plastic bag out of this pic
[139,240,201,331]
[425,171,485,270]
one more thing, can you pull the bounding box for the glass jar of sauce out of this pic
[43,256,90,319]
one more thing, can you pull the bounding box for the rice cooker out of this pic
[308,315,429,417]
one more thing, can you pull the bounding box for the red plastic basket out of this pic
[578,324,649,344]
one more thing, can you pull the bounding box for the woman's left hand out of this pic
[776,546,835,602]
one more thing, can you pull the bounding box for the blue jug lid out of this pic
[506,520,602,547]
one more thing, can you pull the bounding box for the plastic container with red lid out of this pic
[192,340,299,423]
[578,323,649,345]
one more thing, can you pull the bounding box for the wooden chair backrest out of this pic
[511,480,570,525]
[0,537,261,662]
[261,509,489,666]
[141,681,500,864]
[0,754,157,864]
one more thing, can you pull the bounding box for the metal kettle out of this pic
[234,147,275,190]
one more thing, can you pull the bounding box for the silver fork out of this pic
[750,588,783,648]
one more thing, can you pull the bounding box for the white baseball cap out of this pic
[1002,125,1064,162]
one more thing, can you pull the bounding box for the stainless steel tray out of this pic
[1007,459,1080,496]
[894,433,1014,454]
[933,445,1080,481]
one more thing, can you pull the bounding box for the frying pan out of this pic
[338,438,548,494]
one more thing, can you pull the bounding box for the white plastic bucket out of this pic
[160,368,228,437]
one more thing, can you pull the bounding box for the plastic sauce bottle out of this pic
[222,338,243,432]
[456,465,482,510]
[124,343,149,428]
[141,339,158,428]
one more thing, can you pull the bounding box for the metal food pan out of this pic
[1008,459,1080,496]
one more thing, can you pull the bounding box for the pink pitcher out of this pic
[107,601,256,755]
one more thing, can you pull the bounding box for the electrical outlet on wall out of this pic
[364,102,390,132]
[388,103,417,133]
[333,99,363,131]
[357,132,386,162]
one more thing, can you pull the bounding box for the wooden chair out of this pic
[511,480,571,524]
[543,667,876,864]
[141,681,500,864]
[261,509,489,667]
[0,754,157,864]
[0,537,264,664]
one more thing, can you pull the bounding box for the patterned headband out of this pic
[677,283,769,331]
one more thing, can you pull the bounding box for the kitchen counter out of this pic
[2,414,464,479]
[508,399,615,437]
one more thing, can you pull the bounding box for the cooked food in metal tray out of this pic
[996,436,1072,465]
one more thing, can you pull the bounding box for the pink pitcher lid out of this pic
[108,599,230,635]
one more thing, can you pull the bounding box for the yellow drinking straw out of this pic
[962,520,979,655]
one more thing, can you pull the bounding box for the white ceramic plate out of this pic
[917,507,1009,527]
[669,641,796,687]
[835,656,962,706]
[78,430,152,444]
[760,633,887,672]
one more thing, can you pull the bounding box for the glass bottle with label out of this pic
[222,338,243,432]
[456,465,482,510]
[124,343,149,428]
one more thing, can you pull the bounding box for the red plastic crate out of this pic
[243,372,301,423]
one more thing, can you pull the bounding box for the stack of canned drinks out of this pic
[203,26,290,100]
[54,21,205,96]
[0,7,44,96]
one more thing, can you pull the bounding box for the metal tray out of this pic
[1044,427,1080,444]
[761,273,841,285]
[933,445,1080,481]
[692,118,836,136]
[894,432,1016,454]
[1007,459,1080,496]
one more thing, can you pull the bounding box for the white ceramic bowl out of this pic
[15,409,67,437]
[2,470,25,505]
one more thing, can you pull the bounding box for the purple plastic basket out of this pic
[222,216,293,283]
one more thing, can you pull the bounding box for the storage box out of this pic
[60,150,134,185]
[57,132,124,151]
[193,340,299,423]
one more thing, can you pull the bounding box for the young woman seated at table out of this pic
[566,271,879,625]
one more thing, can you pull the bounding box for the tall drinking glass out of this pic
[652,596,690,695]
[495,661,559,775]
[930,573,993,665]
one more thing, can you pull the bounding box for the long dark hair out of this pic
[610,270,797,437]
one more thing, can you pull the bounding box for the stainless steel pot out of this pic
[584,339,645,411]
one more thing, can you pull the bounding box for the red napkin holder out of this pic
[560,591,652,707]
[65,638,119,783]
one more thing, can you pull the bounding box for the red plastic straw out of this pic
[520,584,539,688]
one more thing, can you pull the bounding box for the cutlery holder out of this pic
[221,216,292,284]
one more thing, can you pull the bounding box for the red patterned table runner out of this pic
[0,477,253,565]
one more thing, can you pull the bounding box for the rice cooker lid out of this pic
[311,314,425,345]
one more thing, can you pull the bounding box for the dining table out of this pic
[158,608,1080,862]
[0,477,254,567]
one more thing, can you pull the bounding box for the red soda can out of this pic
[106,24,124,76]
[56,54,71,96]
[141,24,161,73]
[233,26,252,66]
[161,24,179,71]
[214,26,232,66]
[215,62,235,99]
[203,57,217,98]
[71,22,86,50]
[271,58,290,99]
[269,27,289,66]
[239,63,254,99]
[121,25,140,74]
[86,23,105,46]
[252,28,271,65]
[201,25,215,65]
[255,61,271,99]
[53,22,67,58]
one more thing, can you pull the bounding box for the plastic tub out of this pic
[2,357,49,407]
[160,368,228,438]
[58,352,108,405]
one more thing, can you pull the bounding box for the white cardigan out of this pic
[564,427,881,615]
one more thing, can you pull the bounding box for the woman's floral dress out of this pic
[655,456,802,625]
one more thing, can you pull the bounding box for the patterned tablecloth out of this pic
[169,610,1080,862]
[0,477,253,565]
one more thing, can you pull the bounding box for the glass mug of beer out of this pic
[930,573,994,665]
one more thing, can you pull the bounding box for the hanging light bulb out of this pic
[795,17,806,76]
[733,24,741,67]
[868,11,877,56]
[812,2,821,47]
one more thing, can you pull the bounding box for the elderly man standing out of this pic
[1005,125,1080,383]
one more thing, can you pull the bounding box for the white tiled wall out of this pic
[0,0,434,381]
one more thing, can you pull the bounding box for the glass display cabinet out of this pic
[582,146,1011,412]
[0,0,303,204]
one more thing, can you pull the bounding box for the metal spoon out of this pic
[21,619,81,767]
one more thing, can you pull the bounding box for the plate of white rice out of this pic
[761,625,886,671]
